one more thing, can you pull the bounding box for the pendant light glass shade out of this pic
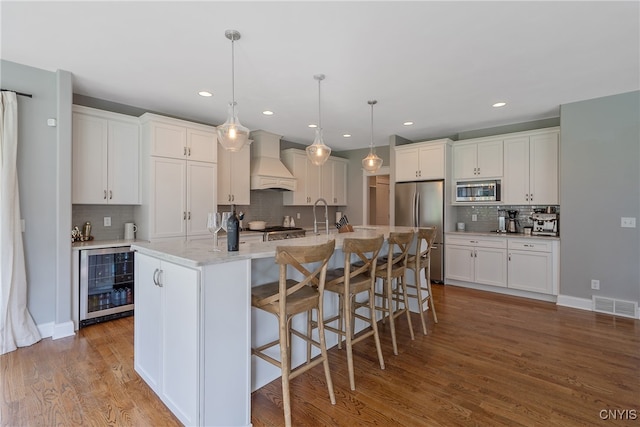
[306,74,331,166]
[217,30,250,152]
[362,100,383,173]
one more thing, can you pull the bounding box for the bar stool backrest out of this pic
[342,235,384,279]
[379,231,414,278]
[412,227,437,270]
[272,239,336,304]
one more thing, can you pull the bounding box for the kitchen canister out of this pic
[457,222,466,231]
[124,223,138,240]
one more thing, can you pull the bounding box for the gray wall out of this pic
[560,91,640,302]
[1,60,73,325]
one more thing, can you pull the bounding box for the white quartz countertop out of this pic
[445,231,560,241]
[131,225,416,268]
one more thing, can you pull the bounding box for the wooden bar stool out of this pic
[322,235,385,390]
[373,231,415,355]
[405,227,438,335]
[251,240,336,427]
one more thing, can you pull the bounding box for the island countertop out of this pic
[131,225,416,268]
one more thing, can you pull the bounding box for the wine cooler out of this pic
[80,246,134,327]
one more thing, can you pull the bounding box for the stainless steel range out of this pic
[261,226,306,241]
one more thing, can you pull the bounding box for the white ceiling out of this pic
[2,1,639,151]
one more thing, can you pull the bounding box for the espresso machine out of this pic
[507,210,519,233]
[531,212,559,236]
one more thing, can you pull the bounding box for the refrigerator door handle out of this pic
[414,191,420,228]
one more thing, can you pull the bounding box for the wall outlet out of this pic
[621,217,636,228]
[472,214,477,222]
[296,213,300,220]
[104,216,111,227]
[591,279,600,290]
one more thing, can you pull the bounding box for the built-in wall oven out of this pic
[79,246,134,327]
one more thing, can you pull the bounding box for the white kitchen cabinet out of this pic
[217,143,250,205]
[453,139,503,180]
[507,239,555,294]
[503,130,559,205]
[136,114,218,242]
[394,140,448,182]
[134,251,252,426]
[325,157,348,205]
[445,235,507,287]
[143,113,217,163]
[72,106,140,205]
[134,253,199,426]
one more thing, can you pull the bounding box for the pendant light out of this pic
[306,74,332,166]
[217,30,250,152]
[362,100,383,173]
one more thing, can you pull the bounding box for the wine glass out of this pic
[221,212,232,233]
[207,212,223,251]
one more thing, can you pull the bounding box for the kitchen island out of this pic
[131,225,415,427]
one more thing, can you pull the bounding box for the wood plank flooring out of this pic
[1,284,638,426]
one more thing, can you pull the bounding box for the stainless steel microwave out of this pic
[456,180,501,202]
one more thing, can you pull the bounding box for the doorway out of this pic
[362,166,390,226]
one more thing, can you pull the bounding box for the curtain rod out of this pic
[1,89,33,98]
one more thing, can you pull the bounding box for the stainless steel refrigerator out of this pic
[395,180,444,282]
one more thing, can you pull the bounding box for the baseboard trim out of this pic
[37,321,76,340]
[556,295,593,311]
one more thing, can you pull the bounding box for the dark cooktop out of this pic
[262,226,304,232]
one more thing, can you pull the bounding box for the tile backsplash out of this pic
[219,190,343,230]
[455,205,560,233]
[72,204,136,240]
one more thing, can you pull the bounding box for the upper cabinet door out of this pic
[108,120,140,204]
[529,132,558,205]
[453,144,477,180]
[331,158,348,205]
[151,122,187,159]
[418,144,445,180]
[73,113,108,204]
[395,146,420,182]
[503,137,530,204]
[187,129,217,163]
[476,140,503,178]
[453,140,503,180]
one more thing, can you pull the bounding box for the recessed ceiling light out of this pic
[403,121,414,126]
[198,91,213,97]
[343,134,351,138]
[493,102,507,107]
[308,124,317,128]
[262,110,274,115]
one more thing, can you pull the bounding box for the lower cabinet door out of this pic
[160,261,199,426]
[508,250,552,293]
[445,245,475,282]
[134,253,162,390]
[475,247,507,287]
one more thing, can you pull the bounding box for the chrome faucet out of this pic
[313,198,329,235]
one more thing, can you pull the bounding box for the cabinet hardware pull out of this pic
[183,212,186,220]
[153,268,163,287]
[508,254,511,261]
[109,190,112,200]
[530,194,533,201]
[232,195,234,201]
[184,147,187,156]
[188,147,191,156]
[188,211,191,220]
[104,190,107,200]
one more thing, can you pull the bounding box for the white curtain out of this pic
[0,91,41,355]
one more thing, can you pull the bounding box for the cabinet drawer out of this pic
[508,239,552,252]
[447,235,506,249]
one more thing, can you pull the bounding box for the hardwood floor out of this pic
[2,285,638,426]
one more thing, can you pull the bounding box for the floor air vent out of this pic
[592,296,638,319]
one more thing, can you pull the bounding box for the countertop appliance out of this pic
[79,246,134,327]
[507,210,519,233]
[455,180,500,202]
[531,213,559,236]
[395,180,444,282]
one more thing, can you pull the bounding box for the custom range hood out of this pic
[250,130,297,191]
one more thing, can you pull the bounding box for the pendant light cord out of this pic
[317,77,322,130]
[231,37,236,116]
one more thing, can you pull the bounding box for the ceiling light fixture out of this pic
[199,91,213,97]
[217,29,250,152]
[305,74,331,166]
[362,100,383,173]
[493,102,507,107]
[262,110,274,115]
[343,134,351,138]
[403,121,414,126]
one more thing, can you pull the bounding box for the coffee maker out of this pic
[497,209,507,233]
[507,210,519,233]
